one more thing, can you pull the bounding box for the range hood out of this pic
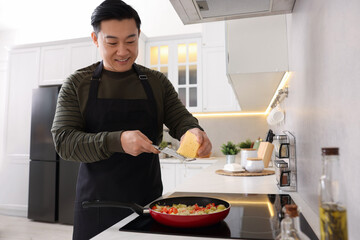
[226,15,289,112]
[170,0,295,25]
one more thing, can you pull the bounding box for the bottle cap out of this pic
[321,147,339,156]
[285,204,299,217]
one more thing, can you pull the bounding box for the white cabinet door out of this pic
[202,21,226,48]
[202,46,240,112]
[39,44,68,86]
[175,163,212,186]
[69,42,97,73]
[226,15,288,74]
[160,163,176,195]
[6,48,40,155]
[39,39,98,86]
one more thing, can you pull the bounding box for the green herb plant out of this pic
[238,139,253,149]
[221,141,240,155]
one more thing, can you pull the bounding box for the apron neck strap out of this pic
[132,63,148,81]
[91,61,103,81]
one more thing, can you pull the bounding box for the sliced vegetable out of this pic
[152,203,227,215]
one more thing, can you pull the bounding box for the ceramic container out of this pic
[240,149,258,167]
[245,157,264,173]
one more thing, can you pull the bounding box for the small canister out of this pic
[240,148,258,167]
[245,158,264,173]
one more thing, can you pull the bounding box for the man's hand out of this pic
[120,130,159,156]
[180,128,212,157]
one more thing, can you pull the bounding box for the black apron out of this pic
[73,62,163,240]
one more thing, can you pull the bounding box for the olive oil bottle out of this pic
[319,148,348,240]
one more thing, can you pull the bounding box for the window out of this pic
[146,37,202,112]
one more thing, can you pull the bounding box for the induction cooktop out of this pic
[120,192,318,240]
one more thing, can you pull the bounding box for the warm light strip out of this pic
[193,72,291,118]
[267,202,275,217]
[193,112,266,118]
[227,200,274,217]
[265,71,291,115]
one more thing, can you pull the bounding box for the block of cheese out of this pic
[176,131,200,158]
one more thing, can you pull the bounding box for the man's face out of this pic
[92,18,139,72]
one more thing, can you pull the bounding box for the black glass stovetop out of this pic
[120,192,318,240]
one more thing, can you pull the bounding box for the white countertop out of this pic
[93,157,320,240]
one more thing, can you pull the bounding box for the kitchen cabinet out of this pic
[146,37,203,112]
[202,46,240,112]
[39,44,68,86]
[175,162,212,186]
[145,22,240,113]
[160,160,213,195]
[6,48,40,156]
[226,15,288,74]
[39,39,98,86]
[202,22,240,112]
[160,162,177,195]
[226,15,289,112]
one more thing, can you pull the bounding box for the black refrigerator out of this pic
[28,86,79,224]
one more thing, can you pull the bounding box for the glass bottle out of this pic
[276,206,293,240]
[319,148,348,240]
[276,205,310,240]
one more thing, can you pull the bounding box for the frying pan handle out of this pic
[82,200,146,215]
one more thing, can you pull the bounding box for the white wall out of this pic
[271,0,360,239]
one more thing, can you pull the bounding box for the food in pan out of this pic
[152,203,226,215]
[176,131,200,158]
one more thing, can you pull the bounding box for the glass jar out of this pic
[273,135,288,158]
[319,148,348,240]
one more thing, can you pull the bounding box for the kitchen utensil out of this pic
[245,158,264,173]
[153,145,196,162]
[267,106,285,125]
[257,142,274,168]
[266,129,274,143]
[82,196,230,228]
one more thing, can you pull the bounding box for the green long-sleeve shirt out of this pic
[51,62,202,163]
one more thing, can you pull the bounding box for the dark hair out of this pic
[91,0,141,34]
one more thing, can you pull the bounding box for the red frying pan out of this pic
[82,196,231,228]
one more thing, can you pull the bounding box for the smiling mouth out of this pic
[115,57,130,62]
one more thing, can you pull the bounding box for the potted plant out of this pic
[238,139,256,166]
[221,141,240,164]
[238,139,253,149]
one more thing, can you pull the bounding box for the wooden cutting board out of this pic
[215,169,275,177]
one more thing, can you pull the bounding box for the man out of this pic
[51,0,212,239]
